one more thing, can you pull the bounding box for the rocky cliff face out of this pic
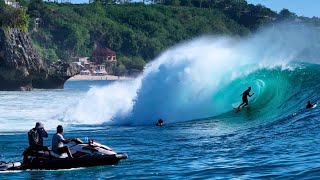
[0,28,80,90]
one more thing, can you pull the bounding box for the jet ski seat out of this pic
[23,147,68,159]
[47,151,68,158]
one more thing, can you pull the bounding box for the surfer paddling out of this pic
[292,100,318,116]
[306,101,317,109]
[236,87,254,110]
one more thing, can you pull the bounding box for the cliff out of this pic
[0,28,80,91]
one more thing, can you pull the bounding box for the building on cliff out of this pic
[91,47,117,64]
[75,57,106,75]
[75,47,117,76]
[44,0,72,4]
[33,18,43,32]
[4,0,19,8]
[75,57,92,70]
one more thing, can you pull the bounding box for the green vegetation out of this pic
[2,0,320,72]
[24,0,251,70]
[0,2,29,31]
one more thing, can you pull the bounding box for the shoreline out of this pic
[68,74,132,81]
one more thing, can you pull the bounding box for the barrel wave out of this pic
[62,24,320,126]
[216,64,320,124]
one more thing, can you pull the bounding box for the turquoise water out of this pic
[2,25,320,178]
[1,62,320,179]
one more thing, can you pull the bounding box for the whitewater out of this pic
[1,23,320,179]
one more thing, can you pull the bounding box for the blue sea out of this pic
[1,25,320,179]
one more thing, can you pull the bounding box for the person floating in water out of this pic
[237,87,254,110]
[156,119,164,126]
[306,101,317,109]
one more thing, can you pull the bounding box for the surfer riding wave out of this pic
[237,87,254,110]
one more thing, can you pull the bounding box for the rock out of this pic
[0,28,80,90]
[33,61,81,89]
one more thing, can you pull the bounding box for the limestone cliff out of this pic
[0,28,80,90]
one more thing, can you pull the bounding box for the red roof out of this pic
[92,48,116,57]
[91,47,116,64]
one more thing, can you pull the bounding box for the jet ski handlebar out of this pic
[73,138,83,144]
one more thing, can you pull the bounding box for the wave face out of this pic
[62,24,320,125]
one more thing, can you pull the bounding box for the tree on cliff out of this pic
[279,8,297,20]
[0,3,29,31]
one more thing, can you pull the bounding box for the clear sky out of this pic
[71,0,320,18]
[246,0,320,18]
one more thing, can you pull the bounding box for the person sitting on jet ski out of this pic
[28,122,49,151]
[52,125,77,158]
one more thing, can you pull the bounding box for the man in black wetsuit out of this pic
[237,87,254,109]
[306,101,317,109]
[156,119,164,126]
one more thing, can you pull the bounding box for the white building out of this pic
[78,57,89,65]
[4,0,19,8]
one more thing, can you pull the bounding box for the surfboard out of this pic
[312,103,318,108]
[234,107,242,112]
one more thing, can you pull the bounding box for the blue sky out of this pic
[246,0,319,18]
[71,0,320,18]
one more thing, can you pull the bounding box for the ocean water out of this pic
[1,74,320,179]
[1,24,320,179]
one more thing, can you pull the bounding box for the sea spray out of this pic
[61,23,320,125]
[61,80,141,124]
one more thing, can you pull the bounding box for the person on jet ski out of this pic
[52,125,77,158]
[28,122,49,151]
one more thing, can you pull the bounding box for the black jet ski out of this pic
[0,139,127,171]
[0,161,21,171]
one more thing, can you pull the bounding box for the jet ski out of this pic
[0,139,127,171]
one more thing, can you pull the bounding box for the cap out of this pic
[35,122,44,129]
